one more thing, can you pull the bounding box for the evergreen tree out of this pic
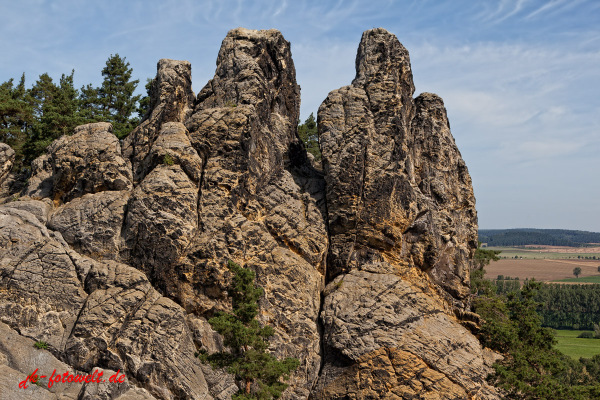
[24,71,80,163]
[473,242,501,269]
[97,54,140,139]
[23,73,60,163]
[79,83,102,123]
[0,74,33,169]
[297,113,320,162]
[41,71,80,138]
[472,278,600,397]
[198,261,299,399]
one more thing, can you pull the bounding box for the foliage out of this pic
[473,244,501,269]
[0,74,34,170]
[1,54,146,171]
[96,54,141,139]
[472,267,600,398]
[578,331,595,339]
[473,280,600,398]
[297,113,320,163]
[494,276,520,295]
[534,283,600,330]
[137,78,153,119]
[34,340,49,350]
[471,243,501,296]
[198,261,299,399]
[573,267,582,278]
[163,154,175,166]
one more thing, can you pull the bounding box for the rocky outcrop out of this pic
[0,27,497,400]
[315,29,496,398]
[21,122,133,204]
[123,59,196,182]
[0,203,212,399]
[0,322,157,400]
[177,28,326,398]
[319,29,477,300]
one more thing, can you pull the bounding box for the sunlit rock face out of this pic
[0,27,498,400]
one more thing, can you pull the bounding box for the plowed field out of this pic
[485,259,600,282]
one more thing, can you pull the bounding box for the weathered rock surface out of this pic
[0,206,89,350]
[319,28,477,300]
[314,267,498,398]
[123,59,196,182]
[0,27,497,400]
[0,204,212,399]
[48,191,129,259]
[24,122,134,204]
[176,28,326,398]
[0,142,14,187]
[2,198,52,224]
[23,153,54,199]
[122,163,198,288]
[315,28,496,398]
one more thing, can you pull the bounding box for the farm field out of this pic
[485,257,600,282]
[554,329,600,360]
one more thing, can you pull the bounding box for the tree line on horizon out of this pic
[0,54,149,172]
[479,228,600,247]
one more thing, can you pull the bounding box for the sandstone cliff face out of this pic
[314,28,496,399]
[0,28,498,400]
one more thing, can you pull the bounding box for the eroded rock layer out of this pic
[0,27,498,400]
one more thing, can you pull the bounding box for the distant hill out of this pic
[479,229,600,247]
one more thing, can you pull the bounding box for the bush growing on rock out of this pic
[198,261,299,399]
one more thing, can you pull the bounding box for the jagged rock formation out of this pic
[0,27,499,399]
[314,28,496,399]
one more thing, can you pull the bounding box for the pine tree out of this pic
[97,54,140,139]
[0,74,34,169]
[198,261,299,399]
[22,73,59,163]
[79,83,102,123]
[298,113,320,162]
[136,78,154,120]
[41,71,80,139]
[23,71,81,163]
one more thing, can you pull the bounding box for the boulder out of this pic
[47,122,133,204]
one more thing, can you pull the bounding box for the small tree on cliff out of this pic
[198,261,299,399]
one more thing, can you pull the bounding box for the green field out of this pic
[554,329,600,359]
[487,246,600,260]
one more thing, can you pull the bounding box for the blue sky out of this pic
[1,0,599,231]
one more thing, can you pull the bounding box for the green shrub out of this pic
[197,261,299,399]
[34,340,49,350]
[578,331,595,339]
[163,154,175,166]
